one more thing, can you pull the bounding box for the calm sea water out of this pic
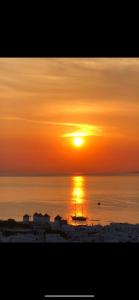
[0,175,139,225]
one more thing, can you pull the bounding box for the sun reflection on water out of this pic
[70,176,88,223]
[72,176,84,205]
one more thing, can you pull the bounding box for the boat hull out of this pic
[71,216,87,221]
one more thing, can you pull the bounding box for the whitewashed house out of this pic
[33,212,51,225]
[45,233,68,243]
[54,215,62,229]
[23,214,30,225]
[43,213,50,224]
[33,213,43,224]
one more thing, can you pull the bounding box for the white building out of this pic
[33,213,43,224]
[42,213,50,224]
[33,212,51,225]
[23,214,30,225]
[45,233,68,243]
[61,224,74,232]
[54,215,62,229]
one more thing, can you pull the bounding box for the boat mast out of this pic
[82,204,83,217]
[75,194,77,217]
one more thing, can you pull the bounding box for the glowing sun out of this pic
[73,137,84,147]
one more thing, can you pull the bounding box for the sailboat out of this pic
[71,194,87,222]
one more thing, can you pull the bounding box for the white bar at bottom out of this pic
[44,295,95,298]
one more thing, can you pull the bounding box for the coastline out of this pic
[0,217,139,243]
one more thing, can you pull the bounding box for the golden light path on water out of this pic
[70,176,88,224]
[0,176,139,225]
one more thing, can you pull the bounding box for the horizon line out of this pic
[0,171,139,177]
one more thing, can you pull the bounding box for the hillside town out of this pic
[0,212,139,242]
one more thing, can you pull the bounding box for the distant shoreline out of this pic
[0,173,139,177]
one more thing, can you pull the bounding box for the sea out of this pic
[0,175,139,225]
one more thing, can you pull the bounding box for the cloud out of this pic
[61,124,102,137]
[1,58,139,102]
[0,116,103,138]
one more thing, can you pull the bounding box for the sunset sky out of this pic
[0,58,139,175]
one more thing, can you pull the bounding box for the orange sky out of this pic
[0,58,139,175]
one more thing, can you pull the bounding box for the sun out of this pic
[73,137,84,147]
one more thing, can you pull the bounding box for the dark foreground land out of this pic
[0,219,139,242]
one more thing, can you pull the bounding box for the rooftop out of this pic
[54,215,62,220]
[44,213,50,217]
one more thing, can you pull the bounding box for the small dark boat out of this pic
[72,215,87,221]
